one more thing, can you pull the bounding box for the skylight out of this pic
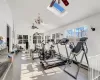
[53,2,65,13]
[47,2,68,17]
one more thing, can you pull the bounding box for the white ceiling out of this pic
[7,0,100,32]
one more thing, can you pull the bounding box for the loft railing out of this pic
[88,54,100,80]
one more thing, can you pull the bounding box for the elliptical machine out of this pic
[39,40,55,60]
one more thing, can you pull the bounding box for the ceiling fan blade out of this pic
[58,0,60,4]
[50,0,56,7]
[62,0,69,6]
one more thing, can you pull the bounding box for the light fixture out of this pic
[31,23,38,29]
[35,13,43,25]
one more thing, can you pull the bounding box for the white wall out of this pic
[0,0,13,51]
[44,13,100,66]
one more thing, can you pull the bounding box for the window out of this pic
[56,33,61,43]
[18,35,22,44]
[65,29,74,38]
[18,35,22,39]
[17,35,28,44]
[53,2,65,13]
[23,35,28,39]
[45,36,47,43]
[18,40,22,44]
[23,35,28,44]
[33,33,43,44]
[52,34,55,40]
[45,36,50,43]
[65,26,88,38]
[33,35,37,44]
[23,40,28,44]
[75,26,88,38]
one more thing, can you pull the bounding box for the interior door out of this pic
[7,25,10,52]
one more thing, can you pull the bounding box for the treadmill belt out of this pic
[41,57,66,69]
[45,58,59,62]
[42,57,64,67]
[43,60,63,66]
[47,61,62,64]
[44,60,62,64]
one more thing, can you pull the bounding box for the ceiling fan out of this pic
[31,23,38,29]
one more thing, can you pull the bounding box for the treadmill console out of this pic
[59,38,69,45]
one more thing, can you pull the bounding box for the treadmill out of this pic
[40,38,69,69]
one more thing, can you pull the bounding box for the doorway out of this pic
[7,24,10,52]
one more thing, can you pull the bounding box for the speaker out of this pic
[50,0,56,7]
[62,0,69,6]
[91,27,95,31]
[26,42,28,49]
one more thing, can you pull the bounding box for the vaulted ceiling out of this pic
[7,0,100,32]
